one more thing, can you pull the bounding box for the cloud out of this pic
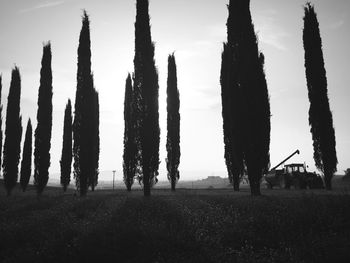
[327,20,345,30]
[19,1,65,14]
[254,10,290,51]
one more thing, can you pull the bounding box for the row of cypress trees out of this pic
[221,0,271,196]
[1,1,337,196]
[1,12,100,196]
[1,43,52,196]
[221,0,337,194]
[122,0,181,196]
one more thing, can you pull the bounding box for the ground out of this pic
[0,178,350,263]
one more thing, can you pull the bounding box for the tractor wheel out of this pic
[279,176,286,189]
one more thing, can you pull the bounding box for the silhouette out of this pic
[0,75,2,175]
[221,0,271,196]
[166,54,180,191]
[73,11,98,196]
[2,67,22,196]
[34,42,53,195]
[123,74,137,191]
[303,3,337,190]
[60,99,72,192]
[133,0,160,196]
[89,87,100,191]
[20,119,32,192]
[220,42,244,191]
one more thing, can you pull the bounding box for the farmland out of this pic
[1,179,350,263]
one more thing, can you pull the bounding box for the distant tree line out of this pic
[0,0,337,196]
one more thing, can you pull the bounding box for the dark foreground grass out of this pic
[0,187,350,263]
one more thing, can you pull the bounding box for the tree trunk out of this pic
[127,184,132,192]
[144,180,151,197]
[250,180,261,196]
[233,178,240,192]
[324,173,332,190]
[171,178,176,192]
[143,167,151,197]
[248,169,261,196]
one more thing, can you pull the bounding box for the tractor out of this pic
[264,150,324,189]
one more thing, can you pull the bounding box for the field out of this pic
[1,179,350,263]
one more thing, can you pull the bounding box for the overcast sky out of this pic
[0,0,349,181]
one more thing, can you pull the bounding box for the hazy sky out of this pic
[0,0,349,181]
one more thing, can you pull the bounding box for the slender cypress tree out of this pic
[73,11,95,196]
[0,75,2,174]
[2,67,22,196]
[34,42,53,195]
[20,119,32,192]
[89,87,99,191]
[166,54,180,191]
[220,42,244,191]
[60,99,72,192]
[134,0,160,196]
[123,74,136,191]
[303,3,337,190]
[222,0,270,196]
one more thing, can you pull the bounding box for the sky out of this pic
[0,0,349,182]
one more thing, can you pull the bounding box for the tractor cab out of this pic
[284,163,306,174]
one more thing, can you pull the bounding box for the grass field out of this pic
[1,179,350,263]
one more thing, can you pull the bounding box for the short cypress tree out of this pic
[34,42,53,195]
[123,74,137,191]
[73,11,95,196]
[2,67,22,196]
[303,3,337,190]
[222,0,271,196]
[20,119,32,192]
[60,99,72,192]
[166,54,180,191]
[133,0,160,196]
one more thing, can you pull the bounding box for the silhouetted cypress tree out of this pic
[123,74,137,191]
[303,3,337,190]
[34,42,53,195]
[20,119,32,192]
[166,54,180,191]
[220,42,244,192]
[0,75,2,174]
[60,99,72,192]
[2,67,22,196]
[222,0,270,196]
[89,87,99,191]
[73,11,95,196]
[134,0,160,196]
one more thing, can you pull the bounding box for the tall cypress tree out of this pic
[2,67,22,196]
[220,42,244,192]
[134,0,160,196]
[73,11,95,196]
[166,54,180,191]
[89,86,99,191]
[20,119,32,192]
[0,75,2,174]
[303,3,337,190]
[222,0,270,196]
[60,99,72,192]
[34,42,53,195]
[123,74,137,191]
